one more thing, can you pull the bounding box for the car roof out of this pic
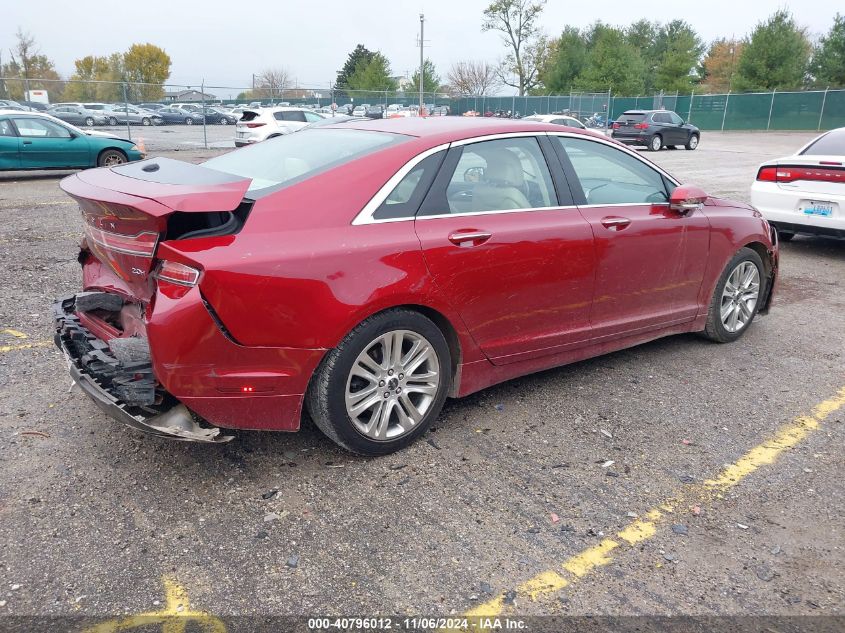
[321,116,611,146]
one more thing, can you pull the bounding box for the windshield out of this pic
[203,128,409,194]
[800,129,845,156]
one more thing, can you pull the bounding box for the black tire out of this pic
[648,134,662,151]
[219,118,228,125]
[685,133,699,150]
[108,116,119,126]
[141,117,151,126]
[701,247,766,343]
[97,149,127,167]
[306,308,452,456]
[185,117,194,125]
[84,117,95,127]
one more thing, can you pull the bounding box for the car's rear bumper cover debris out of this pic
[53,294,233,443]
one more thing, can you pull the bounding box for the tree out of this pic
[734,10,811,91]
[653,20,704,93]
[63,55,112,101]
[576,26,646,95]
[539,26,587,93]
[446,60,500,95]
[1,29,63,101]
[123,43,171,101]
[626,20,660,92]
[482,0,547,95]
[254,67,292,100]
[410,59,440,96]
[346,52,397,99]
[810,13,845,87]
[335,44,376,96]
[699,39,744,93]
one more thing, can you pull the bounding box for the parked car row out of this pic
[39,102,242,127]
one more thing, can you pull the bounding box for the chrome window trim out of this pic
[351,131,680,226]
[351,143,450,225]
[545,131,681,187]
[415,205,579,222]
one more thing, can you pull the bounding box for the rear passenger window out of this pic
[555,137,669,205]
[442,137,556,214]
[373,151,445,220]
[275,111,306,123]
[0,119,14,136]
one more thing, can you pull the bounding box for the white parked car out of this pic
[751,127,845,241]
[234,107,326,147]
[523,114,587,129]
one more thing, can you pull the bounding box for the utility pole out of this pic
[419,13,424,114]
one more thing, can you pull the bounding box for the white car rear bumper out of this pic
[750,181,845,235]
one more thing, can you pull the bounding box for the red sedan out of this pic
[55,118,778,455]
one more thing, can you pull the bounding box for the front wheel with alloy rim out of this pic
[685,134,699,150]
[141,117,151,126]
[306,309,451,455]
[648,134,662,151]
[84,117,94,127]
[185,117,194,125]
[97,149,127,167]
[108,116,118,126]
[701,247,766,343]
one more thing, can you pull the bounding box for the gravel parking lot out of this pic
[0,131,843,628]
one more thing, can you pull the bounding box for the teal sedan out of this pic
[0,110,145,171]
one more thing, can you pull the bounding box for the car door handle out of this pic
[448,230,492,246]
[22,140,32,145]
[600,216,631,230]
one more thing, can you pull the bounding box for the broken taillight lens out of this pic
[84,225,158,257]
[156,260,200,287]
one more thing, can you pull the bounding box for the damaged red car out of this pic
[55,118,778,455]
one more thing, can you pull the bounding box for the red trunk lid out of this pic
[60,158,251,299]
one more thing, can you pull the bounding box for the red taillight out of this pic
[244,122,265,128]
[757,165,845,184]
[756,166,778,182]
[612,122,620,129]
[84,224,158,257]
[156,260,200,286]
[633,123,648,129]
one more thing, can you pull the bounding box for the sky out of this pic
[2,0,839,96]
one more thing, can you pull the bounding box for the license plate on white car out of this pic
[801,201,834,217]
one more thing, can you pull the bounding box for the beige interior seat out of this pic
[472,150,530,212]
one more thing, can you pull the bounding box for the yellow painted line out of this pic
[84,576,227,632]
[1,328,28,339]
[0,340,52,354]
[466,386,845,615]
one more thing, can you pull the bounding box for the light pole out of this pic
[419,13,424,113]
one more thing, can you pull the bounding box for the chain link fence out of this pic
[1,77,843,152]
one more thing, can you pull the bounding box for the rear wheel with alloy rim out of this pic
[648,134,662,151]
[84,117,95,127]
[685,134,699,150]
[185,117,194,125]
[702,248,765,343]
[307,309,451,455]
[108,116,118,126]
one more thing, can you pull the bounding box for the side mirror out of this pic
[669,184,708,215]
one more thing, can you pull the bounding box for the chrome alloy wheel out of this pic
[345,330,440,441]
[720,261,760,333]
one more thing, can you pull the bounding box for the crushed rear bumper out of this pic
[53,294,233,443]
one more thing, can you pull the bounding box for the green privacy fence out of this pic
[451,89,845,131]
